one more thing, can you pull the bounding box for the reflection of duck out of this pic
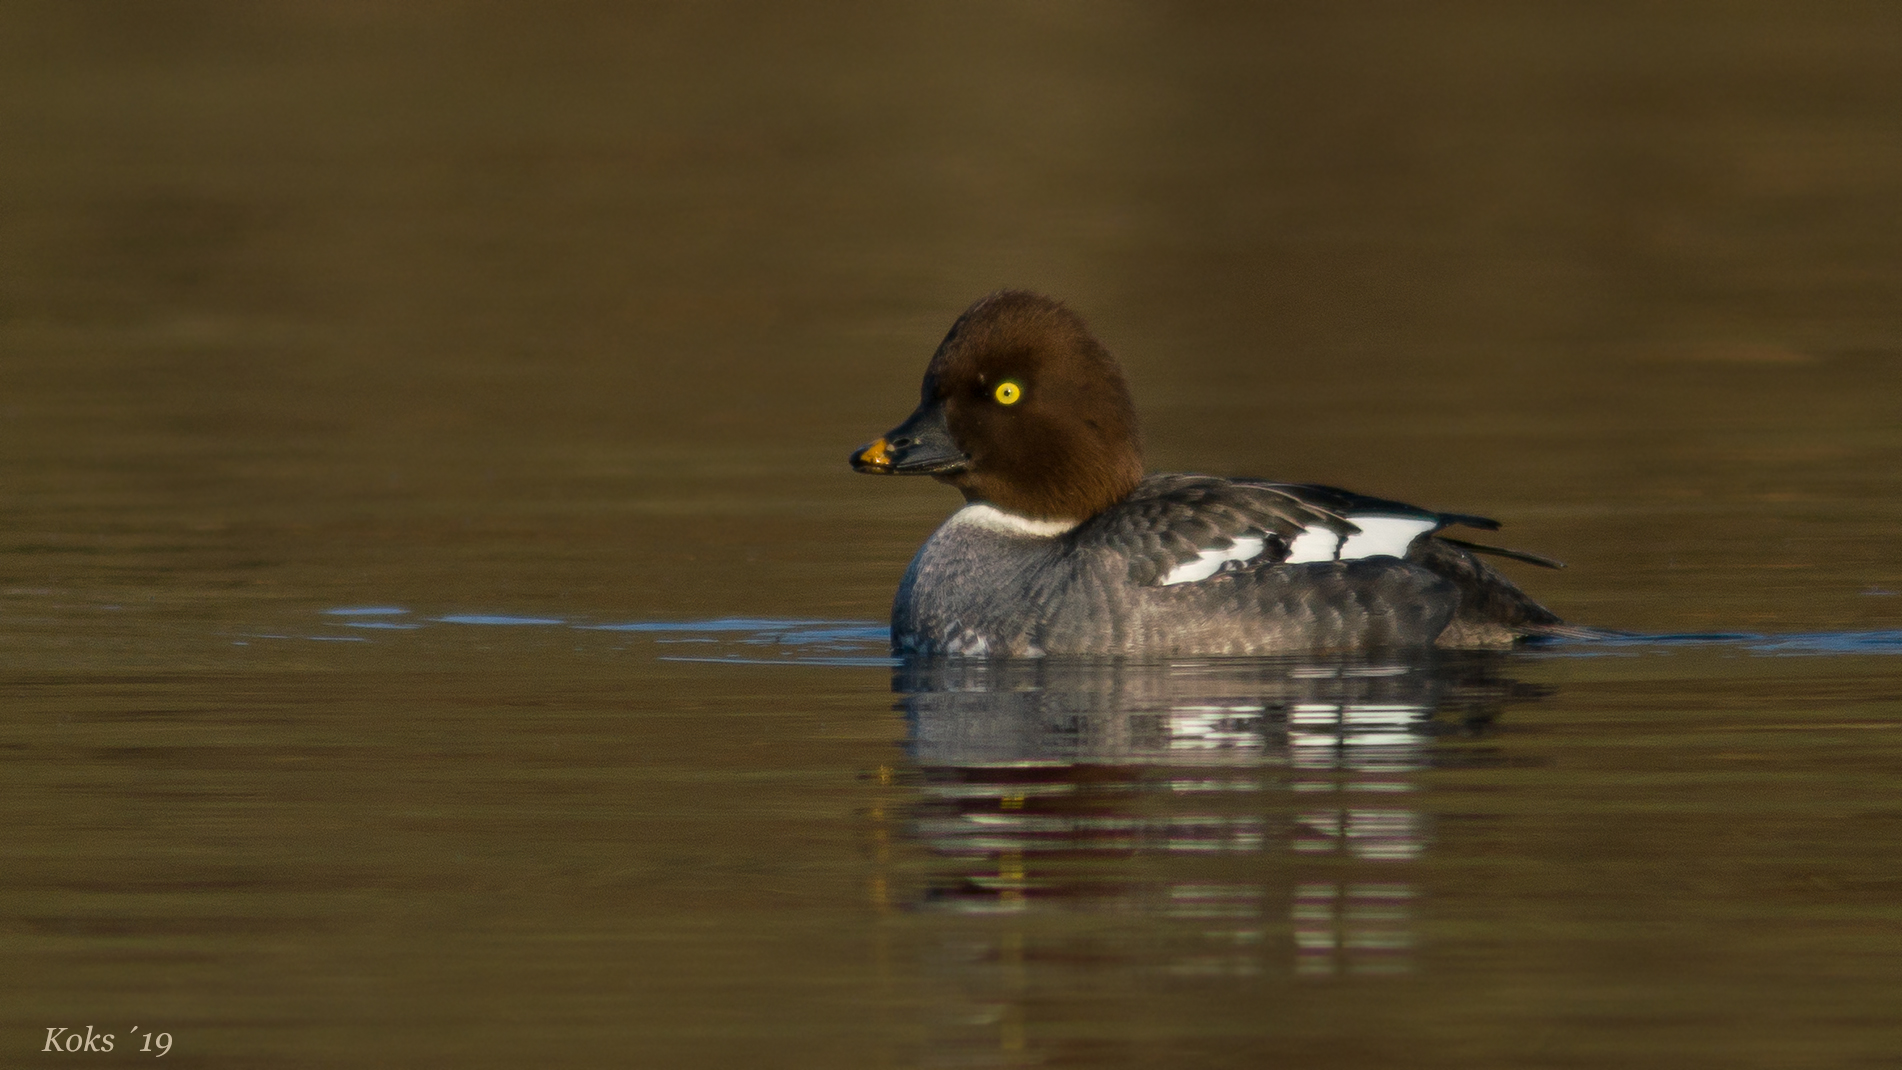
[874,654,1550,1063]
[887,654,1544,961]
[852,291,1580,655]
[898,654,1525,770]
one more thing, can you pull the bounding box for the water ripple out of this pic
[301,610,1902,663]
[1535,630,1902,658]
[295,610,894,665]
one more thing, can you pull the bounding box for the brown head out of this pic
[850,291,1146,524]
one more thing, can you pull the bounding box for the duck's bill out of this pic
[850,404,970,476]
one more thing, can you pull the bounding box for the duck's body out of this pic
[852,292,1571,656]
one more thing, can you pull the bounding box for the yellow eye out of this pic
[994,381,1024,405]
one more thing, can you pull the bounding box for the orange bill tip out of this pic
[853,437,894,472]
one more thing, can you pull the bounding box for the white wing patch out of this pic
[1283,527,1343,564]
[1160,535,1267,586]
[1160,514,1440,586]
[1337,516,1439,559]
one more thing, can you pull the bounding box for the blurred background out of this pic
[4,0,1901,653]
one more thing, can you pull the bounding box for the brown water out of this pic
[4,3,1901,1067]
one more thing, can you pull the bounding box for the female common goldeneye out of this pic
[850,290,1574,656]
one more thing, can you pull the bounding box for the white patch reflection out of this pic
[1294,883,1417,977]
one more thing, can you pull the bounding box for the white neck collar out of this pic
[950,503,1078,538]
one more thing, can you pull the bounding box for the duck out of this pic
[850,290,1576,656]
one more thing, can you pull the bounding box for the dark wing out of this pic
[1073,475,1575,645]
[1265,482,1500,532]
[1074,474,1356,587]
[1273,482,1565,570]
[1277,481,1573,639]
